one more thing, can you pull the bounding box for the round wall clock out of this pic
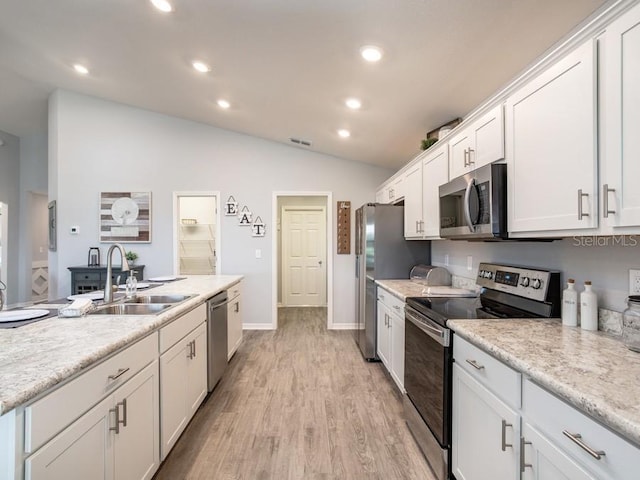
[111,197,139,225]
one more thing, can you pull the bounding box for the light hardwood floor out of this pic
[153,307,435,480]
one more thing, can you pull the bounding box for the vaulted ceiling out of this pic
[0,0,607,168]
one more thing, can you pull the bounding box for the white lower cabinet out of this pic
[521,422,596,480]
[376,287,405,392]
[25,361,160,480]
[452,363,520,480]
[227,282,243,360]
[453,334,640,480]
[160,321,207,459]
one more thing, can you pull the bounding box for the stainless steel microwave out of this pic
[439,163,507,239]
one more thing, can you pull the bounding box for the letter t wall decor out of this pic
[224,194,267,238]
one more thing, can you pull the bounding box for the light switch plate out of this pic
[255,249,262,259]
[630,269,640,295]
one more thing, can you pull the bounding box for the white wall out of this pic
[19,132,48,303]
[431,238,640,312]
[49,90,391,326]
[0,130,21,305]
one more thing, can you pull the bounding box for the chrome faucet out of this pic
[103,244,130,303]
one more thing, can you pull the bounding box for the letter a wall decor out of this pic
[224,194,266,238]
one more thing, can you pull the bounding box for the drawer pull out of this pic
[562,430,606,460]
[234,301,239,313]
[501,420,513,451]
[108,367,130,381]
[465,359,485,370]
[520,437,532,472]
[393,305,401,311]
[120,398,128,427]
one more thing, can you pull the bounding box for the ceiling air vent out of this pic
[289,137,312,147]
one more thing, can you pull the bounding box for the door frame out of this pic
[281,205,327,307]
[272,192,333,330]
[0,202,7,304]
[172,192,221,275]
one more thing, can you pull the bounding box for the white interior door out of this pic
[282,207,327,306]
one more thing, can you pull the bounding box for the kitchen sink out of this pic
[92,303,173,315]
[124,294,193,304]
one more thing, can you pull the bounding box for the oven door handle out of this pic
[406,308,449,347]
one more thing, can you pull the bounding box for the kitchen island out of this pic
[0,275,242,416]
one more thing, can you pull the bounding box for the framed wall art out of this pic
[100,191,151,243]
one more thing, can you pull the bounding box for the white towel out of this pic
[59,298,94,317]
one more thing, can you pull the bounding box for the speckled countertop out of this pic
[448,318,640,447]
[375,279,430,300]
[0,275,242,416]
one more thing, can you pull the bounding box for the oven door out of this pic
[404,305,451,447]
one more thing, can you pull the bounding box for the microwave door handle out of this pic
[464,177,476,232]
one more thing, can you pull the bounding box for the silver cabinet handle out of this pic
[463,148,469,167]
[520,437,532,473]
[501,420,513,451]
[578,189,589,220]
[234,301,239,313]
[468,148,475,166]
[562,430,606,460]
[187,340,194,359]
[193,339,196,358]
[384,313,388,327]
[393,305,401,312]
[108,367,130,381]
[465,359,485,370]
[120,398,127,427]
[603,184,616,218]
[109,405,120,434]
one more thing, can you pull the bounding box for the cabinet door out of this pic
[25,396,112,480]
[449,127,473,180]
[160,338,189,459]
[389,176,404,203]
[403,162,424,238]
[114,361,160,480]
[376,300,391,368]
[473,104,504,170]
[422,144,449,238]
[452,364,520,480]
[187,323,208,415]
[227,294,243,360]
[522,423,596,480]
[389,309,405,392]
[506,39,597,234]
[603,3,640,228]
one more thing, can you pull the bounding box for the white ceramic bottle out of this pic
[561,278,578,327]
[580,281,598,331]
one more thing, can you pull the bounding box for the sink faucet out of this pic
[104,244,130,303]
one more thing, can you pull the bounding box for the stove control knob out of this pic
[520,277,530,287]
[478,270,485,278]
[486,271,493,279]
[532,278,542,290]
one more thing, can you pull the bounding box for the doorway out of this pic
[30,193,49,302]
[273,192,333,329]
[173,192,220,275]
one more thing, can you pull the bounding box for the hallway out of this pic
[154,307,434,479]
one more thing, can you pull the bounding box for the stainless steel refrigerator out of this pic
[354,203,431,360]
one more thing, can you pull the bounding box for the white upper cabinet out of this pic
[449,104,504,180]
[422,144,449,238]
[403,161,423,238]
[506,39,598,235]
[602,2,640,229]
[376,175,403,204]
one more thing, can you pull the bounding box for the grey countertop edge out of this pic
[0,275,243,416]
[448,320,640,448]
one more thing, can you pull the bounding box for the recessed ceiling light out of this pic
[150,0,173,13]
[192,61,211,73]
[338,129,351,138]
[217,99,230,109]
[360,45,383,63]
[345,98,362,110]
[73,64,89,75]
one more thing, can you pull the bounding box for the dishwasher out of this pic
[207,291,229,391]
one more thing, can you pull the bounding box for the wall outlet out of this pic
[70,226,79,235]
[630,269,640,295]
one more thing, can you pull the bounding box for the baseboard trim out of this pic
[329,323,357,330]
[243,323,274,330]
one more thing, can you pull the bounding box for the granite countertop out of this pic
[375,279,429,300]
[0,275,243,416]
[448,318,640,447]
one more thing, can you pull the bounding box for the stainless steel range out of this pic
[403,262,561,480]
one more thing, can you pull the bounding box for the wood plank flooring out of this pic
[153,307,435,480]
